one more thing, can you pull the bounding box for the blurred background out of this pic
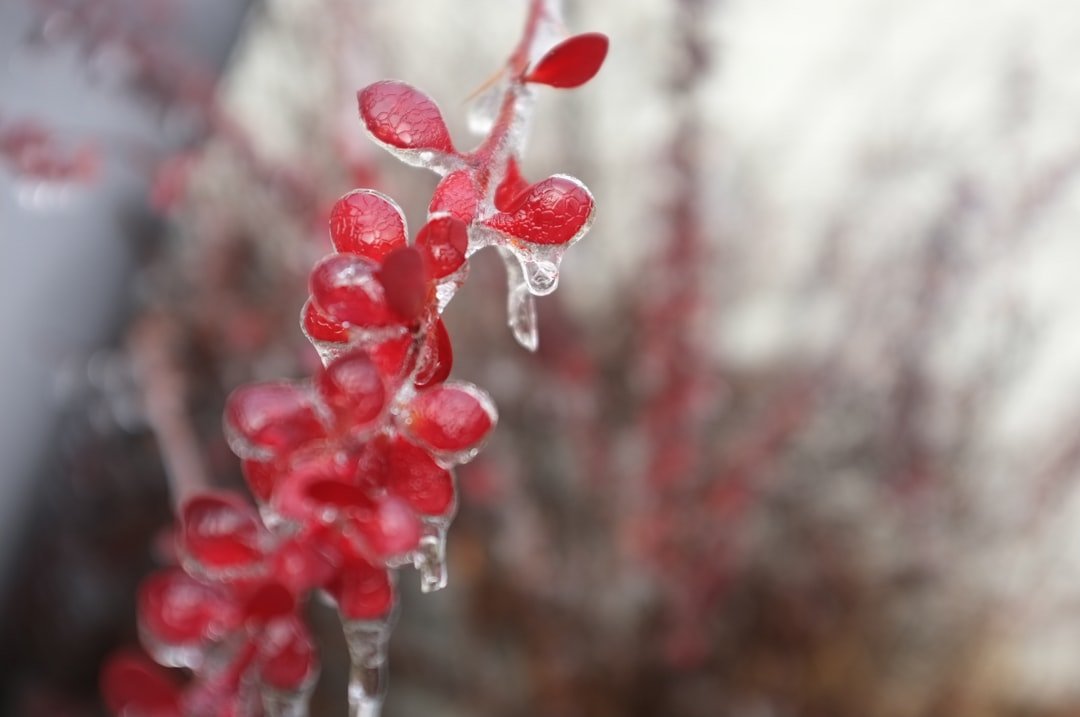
[4,0,1080,715]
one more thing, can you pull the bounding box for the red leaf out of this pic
[377,247,430,323]
[407,382,496,455]
[305,479,374,511]
[358,80,455,154]
[414,318,453,388]
[243,581,296,625]
[224,382,326,460]
[301,299,349,345]
[241,458,280,503]
[101,651,184,717]
[416,215,468,279]
[316,349,387,429]
[483,174,595,246]
[386,437,454,517]
[269,537,337,594]
[350,496,422,559]
[138,569,238,653]
[368,333,418,380]
[310,253,397,328]
[180,493,265,574]
[525,33,609,89]
[329,189,408,260]
[327,554,395,620]
[258,617,318,691]
[494,156,530,212]
[271,449,363,523]
[429,170,481,223]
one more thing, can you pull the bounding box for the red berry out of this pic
[386,437,454,517]
[416,215,468,279]
[483,174,595,246]
[310,253,399,328]
[101,651,184,717]
[414,318,453,388]
[358,80,455,154]
[407,382,496,455]
[377,247,430,323]
[224,382,326,460]
[525,33,609,89]
[241,458,280,503]
[316,350,386,430]
[329,189,408,260]
[328,555,394,620]
[429,170,481,223]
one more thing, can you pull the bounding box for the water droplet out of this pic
[521,257,560,295]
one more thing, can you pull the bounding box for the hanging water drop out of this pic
[521,256,560,295]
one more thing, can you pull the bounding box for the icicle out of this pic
[413,522,449,593]
[262,687,313,717]
[344,618,394,717]
[499,248,538,351]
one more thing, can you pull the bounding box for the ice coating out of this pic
[330,189,409,261]
[429,170,482,222]
[258,618,319,716]
[404,381,497,464]
[179,492,269,581]
[482,173,595,247]
[138,569,235,670]
[309,254,398,329]
[434,270,467,313]
[223,382,327,462]
[357,81,455,154]
[466,77,506,135]
[262,686,315,717]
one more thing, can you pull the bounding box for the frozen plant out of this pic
[100,2,608,716]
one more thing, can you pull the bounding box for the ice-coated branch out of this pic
[102,2,608,715]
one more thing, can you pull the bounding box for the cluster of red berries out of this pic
[102,6,607,715]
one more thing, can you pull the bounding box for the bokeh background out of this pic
[4,0,1080,715]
